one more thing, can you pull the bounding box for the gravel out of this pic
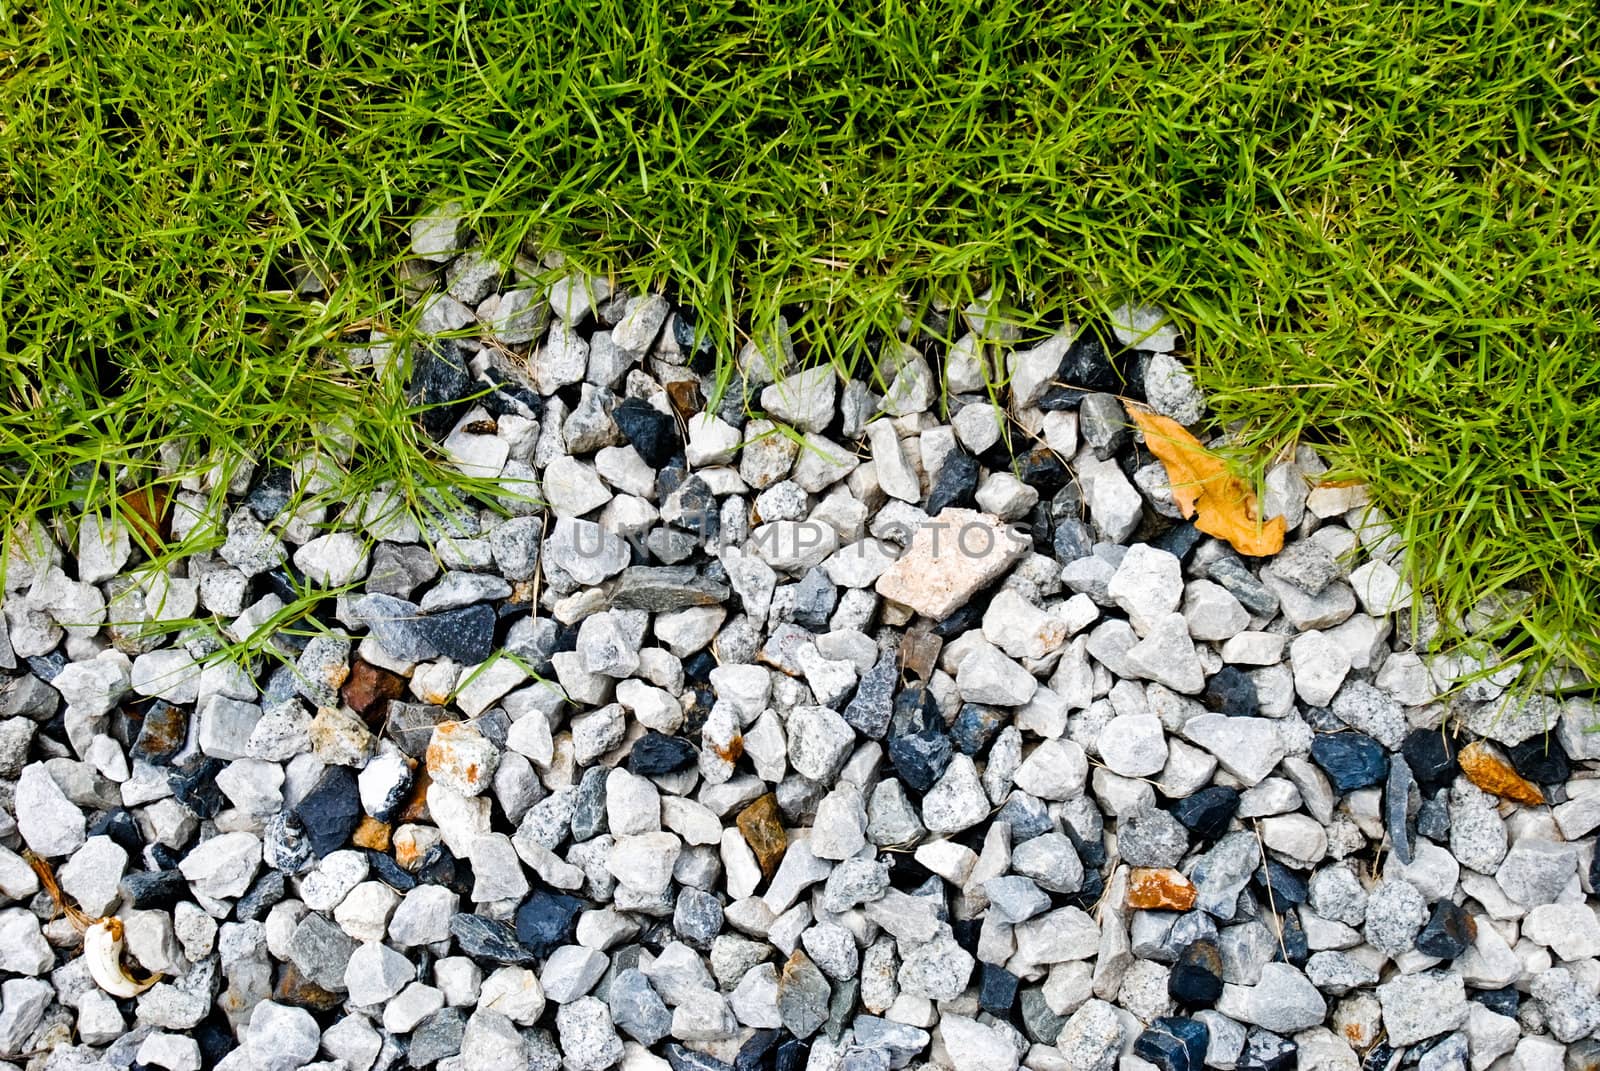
[0,281,1594,1071]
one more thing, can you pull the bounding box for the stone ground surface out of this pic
[1,208,1598,1071]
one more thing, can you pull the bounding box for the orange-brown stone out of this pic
[398,767,434,824]
[352,816,391,851]
[737,794,788,880]
[273,962,342,1011]
[1127,867,1198,911]
[1459,740,1544,806]
[342,659,406,722]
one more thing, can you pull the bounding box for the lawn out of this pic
[2,0,1597,678]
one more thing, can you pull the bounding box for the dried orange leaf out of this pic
[119,486,171,555]
[1125,405,1285,557]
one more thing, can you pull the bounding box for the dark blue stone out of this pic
[448,913,535,965]
[1134,1017,1210,1071]
[1170,786,1239,841]
[414,843,459,888]
[1417,790,1451,841]
[1402,727,1460,791]
[25,652,68,682]
[931,600,985,639]
[734,1030,781,1071]
[888,730,952,792]
[515,890,585,957]
[1062,866,1105,912]
[1274,910,1309,966]
[927,448,979,515]
[996,793,1054,843]
[1414,899,1474,959]
[1508,735,1570,784]
[1063,820,1108,868]
[1015,448,1070,498]
[791,568,838,631]
[979,964,1020,1015]
[120,868,187,909]
[666,1044,734,1071]
[684,651,717,683]
[1203,666,1259,717]
[293,765,362,857]
[774,1041,809,1071]
[1252,861,1308,905]
[1310,732,1389,793]
[1469,986,1519,1017]
[408,340,474,440]
[367,849,419,892]
[629,731,699,775]
[1053,518,1094,563]
[1361,1042,1396,1071]
[950,704,1007,755]
[132,700,188,764]
[1168,939,1224,1006]
[168,756,226,819]
[246,465,294,520]
[890,684,942,737]
[1240,1029,1296,1071]
[417,604,496,664]
[843,651,896,740]
[89,808,143,856]
[481,368,544,421]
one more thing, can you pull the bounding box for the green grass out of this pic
[3,0,1598,678]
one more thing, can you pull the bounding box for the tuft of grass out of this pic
[2,0,1598,675]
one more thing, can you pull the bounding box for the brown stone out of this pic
[342,659,406,722]
[398,767,434,824]
[1126,867,1198,911]
[1459,740,1544,806]
[273,962,342,1011]
[737,794,788,880]
[352,816,391,852]
[899,630,942,684]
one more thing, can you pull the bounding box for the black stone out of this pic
[614,397,680,468]
[246,465,294,520]
[417,604,496,665]
[407,1007,468,1067]
[1170,786,1240,841]
[1056,321,1132,393]
[367,849,419,893]
[195,1011,238,1070]
[132,701,188,763]
[1154,521,1203,562]
[1134,1017,1210,1071]
[1310,732,1390,793]
[571,765,609,841]
[890,685,941,737]
[1062,866,1106,912]
[1019,986,1066,1045]
[1414,899,1475,959]
[1014,448,1070,498]
[414,844,459,889]
[888,730,952,793]
[663,474,719,540]
[448,913,535,965]
[1507,735,1570,785]
[979,964,1020,1015]
[1361,1042,1396,1071]
[293,766,363,857]
[88,808,143,856]
[235,870,287,921]
[515,890,585,957]
[1063,819,1107,869]
[1037,385,1092,411]
[950,704,1007,755]
[1252,861,1308,906]
[629,731,699,776]
[1469,986,1519,1018]
[1417,791,1451,842]
[1402,727,1460,791]
[408,340,475,440]
[927,448,979,515]
[481,367,543,421]
[120,868,188,910]
[168,757,226,819]
[1168,939,1224,1007]
[1203,666,1259,717]
[684,651,717,683]
[1239,1028,1296,1071]
[666,1045,734,1071]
